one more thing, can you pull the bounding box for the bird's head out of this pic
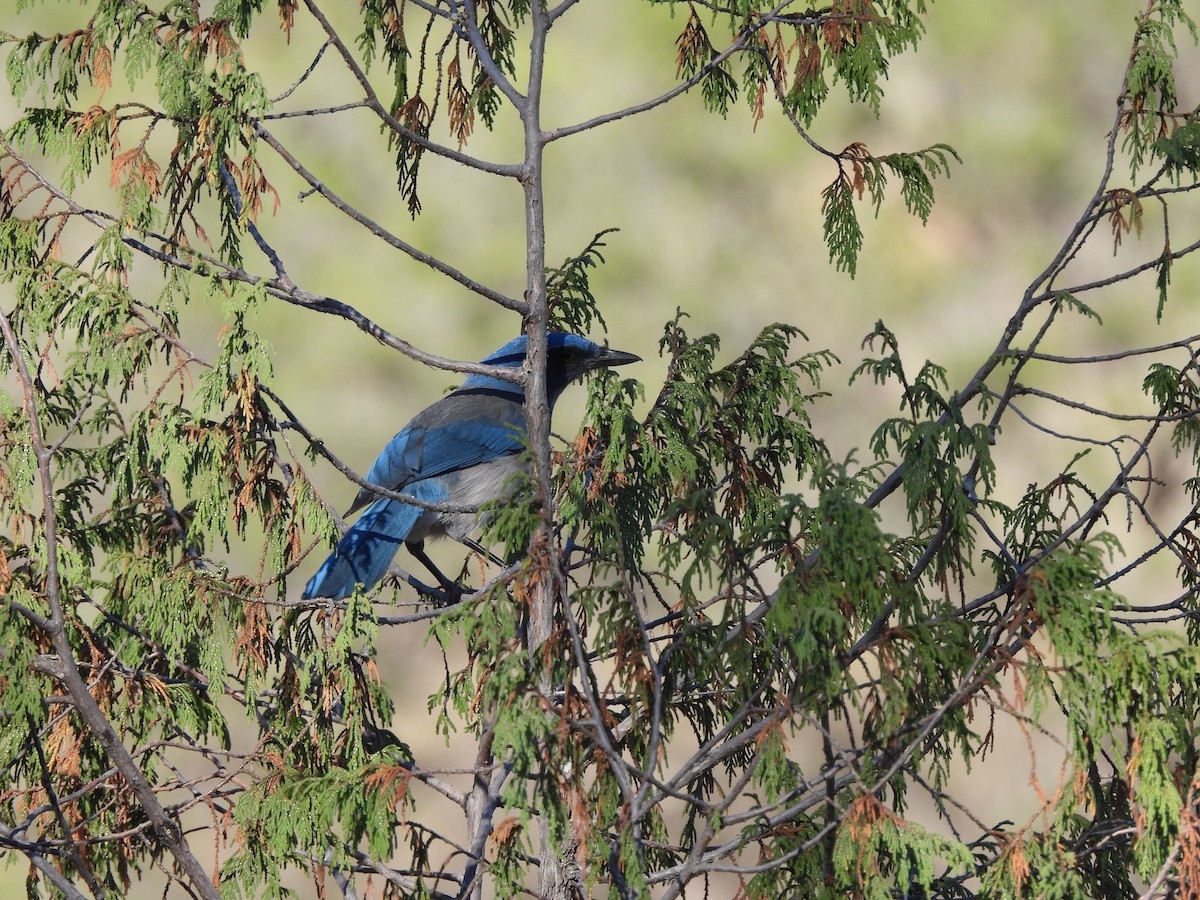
[466,332,640,403]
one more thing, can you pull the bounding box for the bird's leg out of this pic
[558,534,596,572]
[405,539,465,603]
[387,570,457,606]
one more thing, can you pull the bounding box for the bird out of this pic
[302,332,640,600]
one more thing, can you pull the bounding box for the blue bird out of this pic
[302,332,640,600]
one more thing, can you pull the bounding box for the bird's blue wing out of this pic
[405,417,525,478]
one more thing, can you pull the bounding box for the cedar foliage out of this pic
[2,2,1200,898]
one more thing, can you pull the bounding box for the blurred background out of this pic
[5,1,1200,895]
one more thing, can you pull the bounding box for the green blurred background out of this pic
[5,1,1200,895]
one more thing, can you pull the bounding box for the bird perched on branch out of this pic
[302,332,640,600]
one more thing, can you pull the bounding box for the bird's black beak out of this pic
[590,347,641,370]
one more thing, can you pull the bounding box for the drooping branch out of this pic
[0,306,221,900]
[300,0,523,177]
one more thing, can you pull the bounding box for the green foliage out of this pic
[832,795,974,900]
[4,1,1200,898]
[670,1,934,127]
[856,320,992,575]
[673,7,738,116]
[666,2,958,273]
[1143,361,1200,464]
[881,144,962,224]
[1153,116,1200,180]
[359,0,525,214]
[822,169,866,276]
[821,144,960,276]
[1122,1,1198,175]
[546,228,616,336]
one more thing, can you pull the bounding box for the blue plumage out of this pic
[302,333,639,600]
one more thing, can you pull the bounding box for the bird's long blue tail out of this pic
[303,483,442,599]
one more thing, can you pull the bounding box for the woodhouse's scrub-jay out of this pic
[302,332,640,599]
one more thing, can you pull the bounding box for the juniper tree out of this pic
[3,2,1200,899]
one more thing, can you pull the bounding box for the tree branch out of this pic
[0,307,221,900]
